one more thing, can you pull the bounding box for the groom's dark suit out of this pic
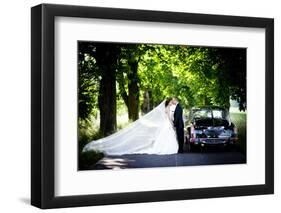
[174,104,184,153]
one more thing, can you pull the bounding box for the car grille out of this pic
[205,138,227,144]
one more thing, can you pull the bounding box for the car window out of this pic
[193,109,212,118]
[213,110,223,118]
[193,108,228,120]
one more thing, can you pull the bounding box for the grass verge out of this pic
[230,111,246,155]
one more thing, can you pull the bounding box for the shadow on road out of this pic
[91,150,246,170]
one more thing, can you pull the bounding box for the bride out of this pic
[83,98,179,155]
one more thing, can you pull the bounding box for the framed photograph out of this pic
[31,3,274,209]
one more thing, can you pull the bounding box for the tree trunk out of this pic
[116,45,140,121]
[141,90,153,114]
[127,60,139,121]
[96,44,118,137]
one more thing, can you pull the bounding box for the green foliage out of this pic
[78,48,100,121]
[78,119,100,148]
[137,45,243,110]
[79,150,104,170]
[78,118,105,169]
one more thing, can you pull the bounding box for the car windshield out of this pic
[193,108,228,120]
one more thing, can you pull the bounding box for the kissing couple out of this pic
[83,97,185,155]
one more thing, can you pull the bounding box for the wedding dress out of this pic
[83,101,179,155]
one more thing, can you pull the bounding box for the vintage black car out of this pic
[186,106,238,151]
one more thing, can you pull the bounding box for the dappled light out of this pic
[97,157,136,169]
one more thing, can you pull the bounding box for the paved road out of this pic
[90,149,246,170]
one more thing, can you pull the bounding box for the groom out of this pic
[172,98,184,153]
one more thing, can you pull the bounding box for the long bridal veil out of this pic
[83,101,179,155]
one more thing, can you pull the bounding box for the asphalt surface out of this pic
[90,148,246,170]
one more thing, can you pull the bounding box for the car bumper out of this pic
[189,137,238,146]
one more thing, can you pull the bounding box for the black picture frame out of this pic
[31,3,274,209]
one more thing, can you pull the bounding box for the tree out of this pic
[95,43,120,136]
[217,48,247,111]
[178,47,246,111]
[117,44,142,121]
[78,42,99,121]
